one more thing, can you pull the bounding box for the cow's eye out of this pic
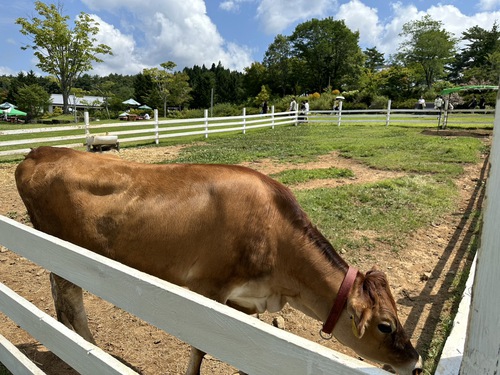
[378,323,393,334]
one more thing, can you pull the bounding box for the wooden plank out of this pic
[0,216,385,375]
[0,334,46,375]
[0,282,138,375]
[460,88,500,374]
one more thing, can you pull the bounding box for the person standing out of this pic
[289,97,297,112]
[418,96,426,110]
[434,95,443,111]
[304,100,310,123]
[262,101,268,114]
[479,96,486,110]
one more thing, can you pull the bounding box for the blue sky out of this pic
[1,0,499,76]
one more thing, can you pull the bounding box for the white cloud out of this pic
[219,0,256,13]
[337,0,383,47]
[89,15,147,76]
[220,1,238,12]
[479,0,500,11]
[256,0,336,34]
[82,0,253,73]
[339,1,500,59]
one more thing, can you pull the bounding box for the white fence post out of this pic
[386,100,392,127]
[204,109,209,139]
[242,108,246,134]
[84,111,90,137]
[154,109,159,145]
[337,100,343,127]
[460,87,500,375]
[271,105,275,129]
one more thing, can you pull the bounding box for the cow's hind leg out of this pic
[50,273,96,344]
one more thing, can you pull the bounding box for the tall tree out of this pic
[184,65,215,109]
[168,71,192,108]
[243,62,267,99]
[396,15,456,89]
[16,1,112,113]
[143,61,176,117]
[289,18,364,92]
[364,47,385,72]
[449,23,500,84]
[263,34,293,96]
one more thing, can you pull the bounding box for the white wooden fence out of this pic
[0,103,494,157]
[434,87,500,374]
[0,215,386,375]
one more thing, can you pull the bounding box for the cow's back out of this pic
[15,147,302,289]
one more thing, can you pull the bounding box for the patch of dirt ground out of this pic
[0,141,489,374]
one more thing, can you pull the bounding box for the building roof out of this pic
[50,94,106,107]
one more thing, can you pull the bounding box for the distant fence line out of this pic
[0,101,495,157]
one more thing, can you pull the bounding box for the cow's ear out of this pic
[350,304,371,338]
[348,280,372,339]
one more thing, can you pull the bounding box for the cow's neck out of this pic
[283,232,352,324]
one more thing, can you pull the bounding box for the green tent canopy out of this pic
[441,85,499,96]
[0,108,27,116]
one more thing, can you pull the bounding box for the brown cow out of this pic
[15,146,423,375]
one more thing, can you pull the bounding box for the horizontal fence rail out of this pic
[0,102,495,157]
[0,215,386,375]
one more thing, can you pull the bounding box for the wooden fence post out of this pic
[460,87,500,375]
[337,100,343,127]
[242,108,246,134]
[154,109,159,145]
[271,105,275,129]
[204,109,209,139]
[84,111,90,138]
[386,100,391,127]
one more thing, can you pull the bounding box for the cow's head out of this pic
[335,268,423,375]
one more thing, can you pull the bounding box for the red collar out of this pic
[321,266,358,336]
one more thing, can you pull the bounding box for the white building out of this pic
[49,94,106,113]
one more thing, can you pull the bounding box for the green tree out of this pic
[396,15,456,89]
[243,62,268,99]
[255,85,270,107]
[364,47,385,72]
[289,18,364,92]
[16,1,112,114]
[377,65,420,101]
[168,72,192,108]
[143,61,176,117]
[183,65,215,108]
[263,34,293,96]
[450,23,500,84]
[15,84,51,119]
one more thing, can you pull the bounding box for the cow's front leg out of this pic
[186,346,205,375]
[50,273,96,344]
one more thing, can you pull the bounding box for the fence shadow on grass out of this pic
[398,153,489,366]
